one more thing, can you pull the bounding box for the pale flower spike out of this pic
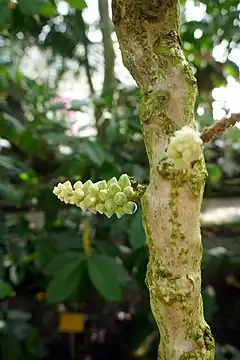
[53,174,137,218]
[166,126,203,169]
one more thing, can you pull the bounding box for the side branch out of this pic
[201,113,240,144]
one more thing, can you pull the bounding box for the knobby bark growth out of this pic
[112,1,215,359]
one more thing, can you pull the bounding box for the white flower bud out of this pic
[114,192,127,206]
[123,186,135,198]
[118,174,131,189]
[73,181,83,189]
[115,207,125,219]
[53,186,61,196]
[166,126,203,169]
[108,183,122,195]
[123,201,137,215]
[63,181,72,192]
[99,189,110,201]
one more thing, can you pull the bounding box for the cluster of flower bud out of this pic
[166,126,203,169]
[53,174,137,218]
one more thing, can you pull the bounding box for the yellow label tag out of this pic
[58,313,84,333]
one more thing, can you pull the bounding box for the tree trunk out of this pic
[112,1,215,359]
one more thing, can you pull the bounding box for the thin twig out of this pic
[201,113,240,144]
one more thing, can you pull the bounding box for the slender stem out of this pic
[98,0,116,95]
[201,113,240,144]
[77,12,95,96]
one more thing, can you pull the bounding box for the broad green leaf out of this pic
[87,254,126,301]
[40,2,57,17]
[50,102,66,111]
[0,155,21,172]
[0,113,25,134]
[207,164,222,184]
[0,182,24,204]
[82,141,105,167]
[44,251,84,275]
[47,258,84,303]
[69,99,87,110]
[0,249,3,278]
[202,287,218,323]
[8,310,31,321]
[129,209,146,249]
[67,0,87,10]
[0,2,12,27]
[0,333,22,360]
[0,279,14,299]
[18,0,45,15]
[35,242,55,269]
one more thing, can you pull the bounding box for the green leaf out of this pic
[47,258,84,303]
[40,2,57,17]
[202,287,218,323]
[18,0,46,15]
[207,164,222,184]
[0,279,14,299]
[44,251,84,275]
[82,141,105,167]
[69,99,86,110]
[0,249,3,278]
[87,254,126,301]
[66,0,87,10]
[50,102,66,111]
[0,155,21,172]
[0,2,12,27]
[129,209,146,249]
[1,333,22,360]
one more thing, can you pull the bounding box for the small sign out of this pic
[58,313,84,333]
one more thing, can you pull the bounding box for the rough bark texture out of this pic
[112,1,215,359]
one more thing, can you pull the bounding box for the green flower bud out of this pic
[79,201,88,211]
[84,195,97,208]
[74,189,85,200]
[115,207,125,219]
[89,206,97,214]
[73,180,83,189]
[109,183,122,195]
[99,189,110,201]
[97,180,107,190]
[107,177,118,186]
[123,186,135,198]
[105,199,116,211]
[90,183,99,195]
[118,174,131,189]
[105,209,114,218]
[114,192,127,206]
[96,203,105,214]
[123,201,137,215]
[83,180,93,192]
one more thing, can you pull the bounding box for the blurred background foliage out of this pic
[0,0,240,359]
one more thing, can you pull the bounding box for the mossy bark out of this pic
[112,1,215,359]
